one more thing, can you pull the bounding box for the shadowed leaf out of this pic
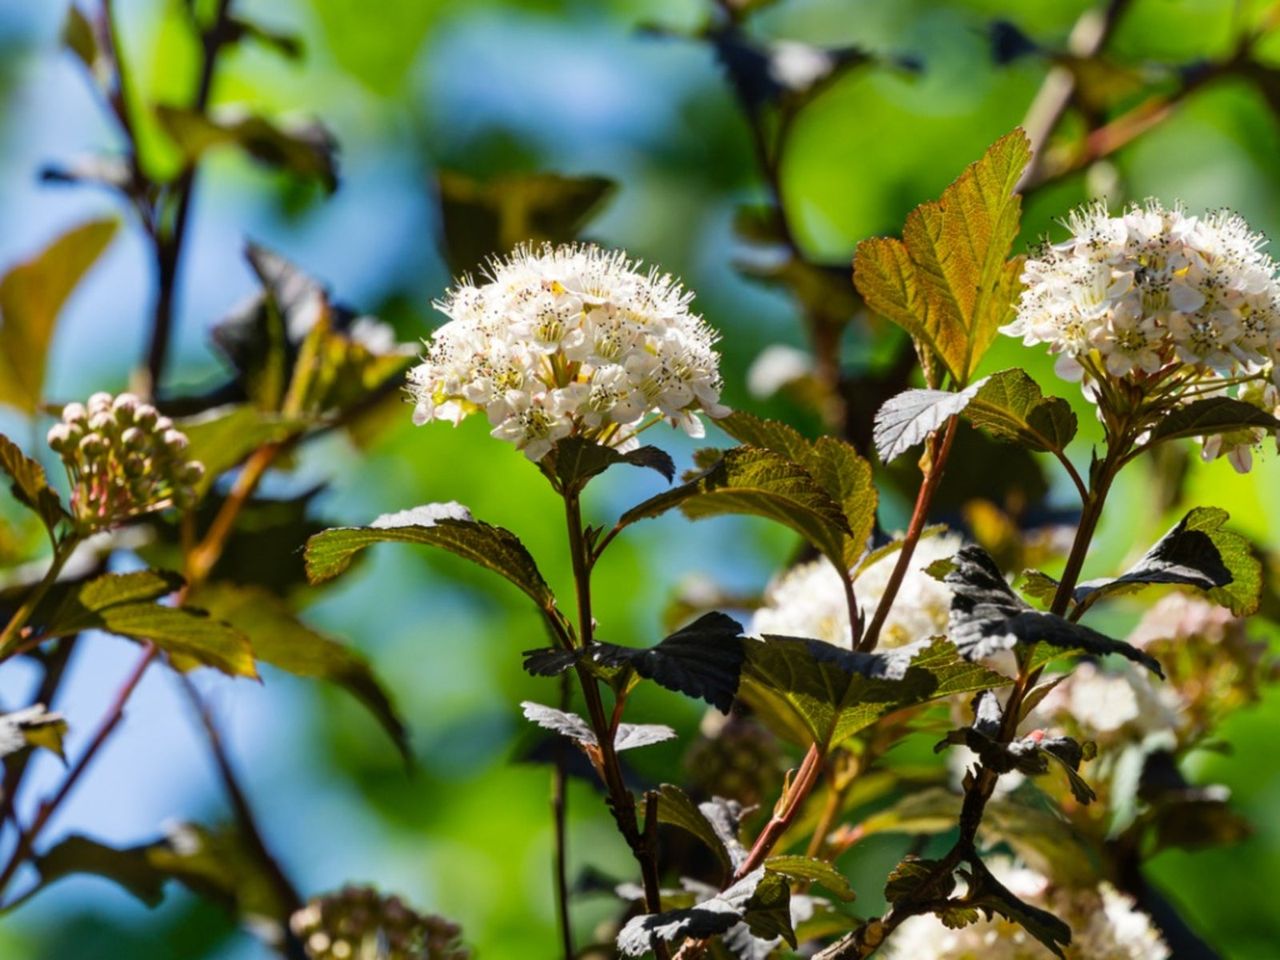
[1148,397,1280,445]
[1074,510,1232,604]
[0,433,69,532]
[963,368,1077,452]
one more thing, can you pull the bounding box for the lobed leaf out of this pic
[854,131,1031,385]
[962,368,1077,453]
[1073,510,1233,605]
[763,855,856,902]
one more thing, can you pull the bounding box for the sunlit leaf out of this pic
[1182,507,1261,615]
[1074,510,1232,605]
[763,855,856,902]
[854,131,1031,384]
[0,218,118,413]
[546,436,674,492]
[0,705,67,761]
[0,433,69,532]
[306,507,556,610]
[178,406,306,497]
[962,368,1077,452]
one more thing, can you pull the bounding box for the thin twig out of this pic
[553,672,574,960]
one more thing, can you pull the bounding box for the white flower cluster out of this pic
[1003,200,1280,471]
[750,534,962,649]
[886,859,1169,960]
[408,243,727,460]
[1032,661,1183,748]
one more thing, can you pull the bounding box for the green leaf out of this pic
[1018,570,1060,607]
[35,835,168,908]
[622,446,852,571]
[716,410,812,462]
[962,368,1078,453]
[191,582,409,759]
[44,571,255,678]
[178,406,306,497]
[0,705,68,761]
[873,381,983,463]
[884,857,953,904]
[655,783,737,874]
[61,5,103,75]
[0,218,118,413]
[763,855,856,901]
[156,105,338,191]
[718,414,876,565]
[1182,507,1261,615]
[0,433,69,532]
[305,505,556,610]
[740,870,795,948]
[436,171,615,276]
[545,436,674,492]
[738,636,1008,749]
[1148,397,1280,444]
[803,436,877,566]
[1073,510,1232,605]
[853,131,1031,385]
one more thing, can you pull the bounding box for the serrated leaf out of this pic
[1018,570,1060,607]
[1148,396,1280,444]
[156,105,338,191]
[738,635,1008,749]
[546,436,674,492]
[718,414,875,565]
[178,406,306,497]
[962,368,1077,452]
[943,546,1163,677]
[42,572,255,678]
[763,856,856,901]
[0,433,69,532]
[437,171,615,276]
[191,583,408,760]
[523,612,746,712]
[622,446,852,571]
[873,381,984,463]
[803,436,876,566]
[1074,510,1232,605]
[0,705,68,760]
[305,509,555,609]
[1182,507,1261,615]
[854,131,1031,384]
[717,411,812,462]
[0,218,119,413]
[655,784,737,873]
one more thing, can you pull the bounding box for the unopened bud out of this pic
[46,423,72,452]
[134,404,159,430]
[179,461,205,485]
[61,402,87,425]
[121,427,146,450]
[79,434,105,458]
[87,392,113,414]
[154,415,173,433]
[112,393,140,423]
[163,429,189,454]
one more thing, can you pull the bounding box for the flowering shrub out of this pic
[3,3,1280,960]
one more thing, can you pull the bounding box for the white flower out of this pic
[1031,661,1183,746]
[750,534,962,649]
[885,858,1169,960]
[408,243,727,460]
[1003,200,1280,471]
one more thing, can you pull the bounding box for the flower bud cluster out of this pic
[1002,200,1280,471]
[290,886,468,960]
[408,243,727,461]
[46,392,204,531]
